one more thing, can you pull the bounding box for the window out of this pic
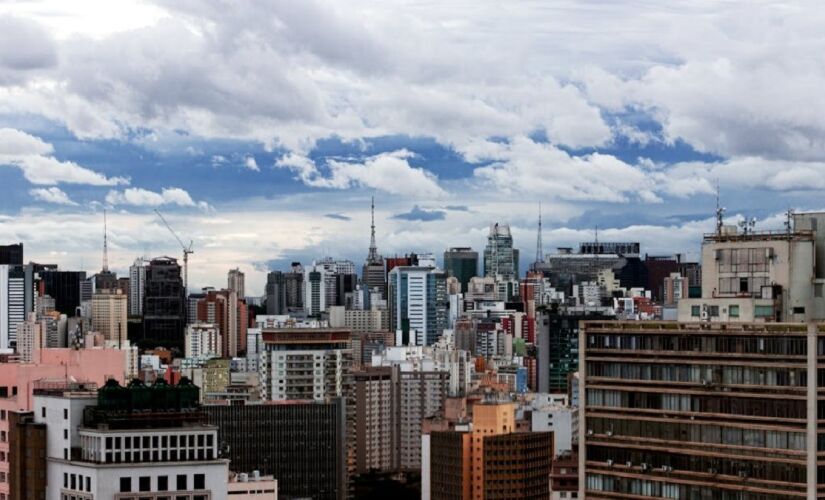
[41,407,45,418]
[176,474,187,490]
[64,408,68,420]
[755,305,774,318]
[158,475,168,491]
[86,477,90,491]
[64,429,68,439]
[691,305,700,317]
[139,476,151,492]
[120,477,132,493]
[793,307,806,315]
[708,306,719,317]
[194,473,205,489]
[729,305,740,318]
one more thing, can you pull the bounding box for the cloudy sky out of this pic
[1,0,823,295]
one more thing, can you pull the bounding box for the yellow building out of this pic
[91,289,128,346]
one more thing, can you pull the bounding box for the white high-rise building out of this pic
[128,257,146,316]
[0,264,25,350]
[15,313,42,363]
[185,323,222,359]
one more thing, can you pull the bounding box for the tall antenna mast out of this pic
[534,202,544,268]
[715,181,725,235]
[367,196,379,263]
[103,208,109,272]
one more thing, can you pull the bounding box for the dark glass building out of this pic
[443,247,478,293]
[0,243,23,265]
[40,269,86,315]
[205,399,348,500]
[537,308,609,393]
[139,257,185,350]
[265,271,286,315]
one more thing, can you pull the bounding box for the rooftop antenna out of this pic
[367,196,379,263]
[102,208,109,272]
[785,208,795,235]
[715,181,726,235]
[738,216,757,235]
[534,202,544,269]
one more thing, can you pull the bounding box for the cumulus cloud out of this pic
[0,15,57,84]
[392,205,446,222]
[0,128,129,186]
[277,150,446,198]
[244,156,259,171]
[29,187,78,206]
[105,187,210,211]
[470,137,658,203]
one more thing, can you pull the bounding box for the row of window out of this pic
[63,472,91,492]
[586,446,807,484]
[587,389,808,419]
[585,473,799,500]
[587,334,807,355]
[120,473,206,493]
[587,361,809,387]
[587,417,807,451]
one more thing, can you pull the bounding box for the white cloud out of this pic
[471,137,657,203]
[244,156,259,171]
[29,187,78,205]
[0,128,129,186]
[106,187,210,211]
[277,150,446,198]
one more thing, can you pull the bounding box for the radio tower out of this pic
[367,196,379,263]
[534,202,544,269]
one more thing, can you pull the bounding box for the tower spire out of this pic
[534,201,544,268]
[367,196,379,263]
[103,208,109,272]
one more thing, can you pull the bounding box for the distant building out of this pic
[91,289,128,347]
[185,323,221,359]
[196,289,247,357]
[388,266,448,346]
[265,271,287,315]
[663,271,689,306]
[483,223,519,280]
[353,367,393,474]
[140,257,186,350]
[443,247,478,293]
[0,243,23,265]
[0,264,25,349]
[328,305,389,334]
[228,267,245,298]
[206,399,348,500]
[258,327,352,402]
[363,197,387,298]
[128,257,146,316]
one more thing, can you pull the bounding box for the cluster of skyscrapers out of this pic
[6,205,825,499]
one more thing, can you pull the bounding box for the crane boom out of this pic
[154,209,194,297]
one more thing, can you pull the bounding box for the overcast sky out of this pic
[1,0,823,294]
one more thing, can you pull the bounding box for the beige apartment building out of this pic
[91,289,128,346]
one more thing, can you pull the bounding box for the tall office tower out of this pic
[128,257,145,316]
[304,267,327,317]
[0,243,23,265]
[425,402,553,500]
[0,264,25,350]
[443,247,478,293]
[35,379,228,499]
[140,257,186,350]
[285,262,305,312]
[258,327,352,402]
[388,266,448,346]
[206,399,348,500]
[363,197,386,297]
[537,308,609,394]
[91,289,128,346]
[227,267,245,298]
[483,223,519,280]
[579,320,823,499]
[39,269,86,315]
[265,271,287,315]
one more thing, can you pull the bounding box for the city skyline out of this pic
[2,1,825,293]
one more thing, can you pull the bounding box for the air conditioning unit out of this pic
[708,467,718,475]
[606,459,614,467]
[605,430,613,437]
[661,465,673,473]
[626,461,633,468]
[701,379,711,386]
[765,248,774,260]
[641,463,650,472]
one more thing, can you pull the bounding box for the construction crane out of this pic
[154,209,194,296]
